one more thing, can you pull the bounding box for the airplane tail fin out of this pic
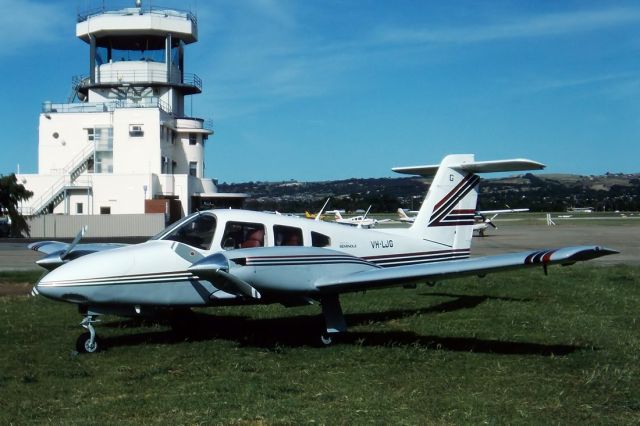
[334,211,343,220]
[393,154,544,251]
[397,208,410,220]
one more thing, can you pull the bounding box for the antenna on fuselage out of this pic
[316,198,331,221]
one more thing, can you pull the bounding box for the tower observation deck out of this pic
[76,4,201,109]
[17,1,246,229]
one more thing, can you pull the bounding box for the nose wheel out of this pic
[76,315,102,353]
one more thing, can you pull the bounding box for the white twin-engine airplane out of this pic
[30,154,617,353]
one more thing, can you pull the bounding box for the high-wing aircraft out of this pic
[397,206,529,237]
[30,154,617,353]
[332,206,390,228]
[473,208,529,236]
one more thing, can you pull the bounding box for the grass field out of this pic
[1,265,639,424]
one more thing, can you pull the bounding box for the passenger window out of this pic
[311,231,331,247]
[222,222,265,250]
[162,214,216,250]
[274,225,303,246]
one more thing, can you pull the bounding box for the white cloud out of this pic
[374,7,640,46]
[0,0,68,57]
[193,4,640,120]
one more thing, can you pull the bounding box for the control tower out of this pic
[18,2,245,221]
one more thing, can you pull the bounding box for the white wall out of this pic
[27,213,166,238]
[38,111,112,174]
[112,108,161,175]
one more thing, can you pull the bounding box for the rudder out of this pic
[410,154,478,250]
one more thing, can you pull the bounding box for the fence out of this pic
[27,214,166,239]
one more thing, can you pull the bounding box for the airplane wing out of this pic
[29,241,126,255]
[29,240,128,270]
[477,208,529,214]
[315,246,617,293]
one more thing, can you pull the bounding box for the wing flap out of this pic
[315,246,617,293]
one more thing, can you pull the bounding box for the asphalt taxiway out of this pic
[0,222,636,271]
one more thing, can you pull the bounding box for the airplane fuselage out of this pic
[36,209,469,310]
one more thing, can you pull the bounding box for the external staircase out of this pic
[27,144,95,216]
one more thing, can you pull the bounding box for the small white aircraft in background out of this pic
[30,154,616,353]
[397,207,529,236]
[332,206,390,228]
[397,208,416,223]
[473,208,529,236]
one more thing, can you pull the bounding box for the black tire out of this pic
[76,332,102,353]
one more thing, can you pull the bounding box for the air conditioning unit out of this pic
[129,124,144,137]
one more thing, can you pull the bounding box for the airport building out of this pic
[17,2,245,224]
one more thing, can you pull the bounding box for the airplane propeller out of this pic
[478,213,498,229]
[36,226,88,271]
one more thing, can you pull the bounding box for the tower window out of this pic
[76,203,84,214]
[189,161,197,177]
[189,134,197,145]
[161,156,171,174]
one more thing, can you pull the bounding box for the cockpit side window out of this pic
[161,214,216,250]
[221,222,265,250]
[274,225,303,246]
[311,231,331,247]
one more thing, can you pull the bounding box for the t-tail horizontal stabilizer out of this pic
[392,158,545,176]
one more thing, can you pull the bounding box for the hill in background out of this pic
[218,172,640,213]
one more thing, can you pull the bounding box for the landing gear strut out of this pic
[319,294,346,346]
[76,315,102,353]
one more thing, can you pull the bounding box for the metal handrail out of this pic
[43,97,172,115]
[75,70,201,90]
[77,5,197,28]
[27,144,95,215]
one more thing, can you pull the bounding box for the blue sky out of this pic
[0,0,638,182]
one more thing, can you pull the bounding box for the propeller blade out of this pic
[35,226,88,271]
[61,225,88,260]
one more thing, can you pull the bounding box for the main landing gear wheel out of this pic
[76,332,102,353]
[320,332,334,346]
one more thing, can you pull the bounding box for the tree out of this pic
[0,174,33,237]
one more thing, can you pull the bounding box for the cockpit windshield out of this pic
[151,212,217,250]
